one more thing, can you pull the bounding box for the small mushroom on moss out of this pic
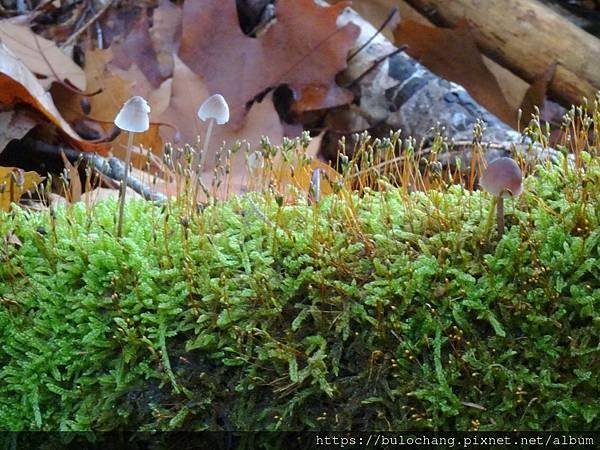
[197,94,229,166]
[114,96,151,237]
[480,157,523,236]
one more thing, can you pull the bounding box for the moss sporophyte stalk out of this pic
[0,150,598,432]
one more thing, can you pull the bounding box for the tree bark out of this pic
[404,0,600,107]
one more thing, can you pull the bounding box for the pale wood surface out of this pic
[404,0,600,106]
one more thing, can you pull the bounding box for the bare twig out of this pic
[347,7,399,62]
[23,139,168,203]
[61,0,114,49]
[345,45,407,88]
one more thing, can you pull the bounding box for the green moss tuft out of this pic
[0,157,598,431]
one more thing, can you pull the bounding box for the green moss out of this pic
[0,157,598,432]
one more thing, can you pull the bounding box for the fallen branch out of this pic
[318,1,563,170]
[24,139,168,203]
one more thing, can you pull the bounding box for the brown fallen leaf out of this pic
[97,6,145,53]
[0,166,43,211]
[519,63,557,129]
[0,20,86,91]
[0,110,37,153]
[158,57,340,200]
[52,49,125,128]
[149,0,182,79]
[0,43,106,153]
[106,64,171,159]
[159,55,285,170]
[59,151,82,203]
[161,57,283,197]
[178,0,359,127]
[339,0,529,112]
[52,48,169,159]
[110,12,163,89]
[269,133,341,199]
[393,19,515,126]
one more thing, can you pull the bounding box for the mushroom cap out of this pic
[114,96,151,133]
[197,94,230,125]
[480,157,523,198]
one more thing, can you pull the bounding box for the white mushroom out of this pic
[197,94,229,125]
[197,94,229,167]
[115,96,151,133]
[114,96,151,237]
[480,157,523,237]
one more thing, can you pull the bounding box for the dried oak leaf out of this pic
[52,48,169,160]
[0,20,86,91]
[150,0,182,79]
[110,12,163,89]
[0,166,43,211]
[178,0,360,128]
[160,56,337,199]
[0,110,37,153]
[0,43,106,153]
[159,56,284,171]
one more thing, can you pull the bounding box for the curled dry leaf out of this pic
[0,20,86,91]
[519,63,557,129]
[52,48,170,159]
[178,0,360,127]
[0,110,37,153]
[0,43,106,153]
[59,151,82,203]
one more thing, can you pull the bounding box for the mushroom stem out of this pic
[116,131,134,237]
[496,196,505,237]
[200,118,215,168]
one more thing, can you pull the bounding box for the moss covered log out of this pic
[0,157,598,432]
